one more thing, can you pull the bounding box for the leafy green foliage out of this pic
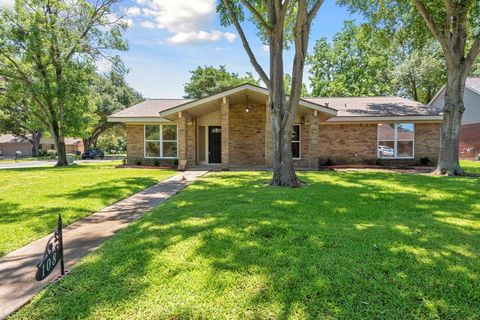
[0,162,174,256]
[11,164,480,318]
[83,66,143,149]
[307,21,448,103]
[0,0,127,165]
[183,65,259,98]
[308,21,394,97]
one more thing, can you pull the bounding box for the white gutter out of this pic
[107,117,172,123]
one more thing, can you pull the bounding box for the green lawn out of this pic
[0,162,175,256]
[11,162,480,319]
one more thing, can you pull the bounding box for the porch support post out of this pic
[221,97,230,170]
[307,111,319,169]
[265,98,273,167]
[178,112,188,169]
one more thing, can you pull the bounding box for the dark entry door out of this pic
[208,126,221,163]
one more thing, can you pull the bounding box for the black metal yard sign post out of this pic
[35,213,67,281]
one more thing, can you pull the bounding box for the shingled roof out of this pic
[305,96,442,117]
[466,77,480,93]
[110,99,192,118]
[109,85,442,121]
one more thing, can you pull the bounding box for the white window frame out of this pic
[292,124,301,160]
[377,123,415,159]
[144,124,178,159]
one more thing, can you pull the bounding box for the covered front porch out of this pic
[158,85,336,170]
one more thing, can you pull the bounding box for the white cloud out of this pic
[140,20,156,29]
[0,0,14,8]
[167,30,236,45]
[126,7,141,17]
[131,0,236,45]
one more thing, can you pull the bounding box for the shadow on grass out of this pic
[14,171,480,319]
[0,176,159,256]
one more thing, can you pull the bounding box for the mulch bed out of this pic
[116,164,176,170]
[319,164,435,174]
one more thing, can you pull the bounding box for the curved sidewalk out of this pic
[0,170,207,319]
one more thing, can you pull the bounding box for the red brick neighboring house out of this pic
[430,77,480,159]
[108,84,442,169]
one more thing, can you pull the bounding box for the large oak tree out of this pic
[218,0,324,187]
[339,0,480,175]
[0,0,127,166]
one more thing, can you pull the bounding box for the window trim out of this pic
[292,124,301,160]
[144,124,179,159]
[377,123,415,159]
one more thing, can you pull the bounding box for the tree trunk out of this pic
[269,22,301,187]
[31,131,42,157]
[434,67,466,175]
[51,122,68,166]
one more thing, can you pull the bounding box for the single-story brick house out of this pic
[108,84,442,169]
[0,134,32,157]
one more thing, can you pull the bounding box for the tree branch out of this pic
[411,0,450,54]
[222,0,270,87]
[239,0,272,34]
[466,37,480,71]
[307,0,324,24]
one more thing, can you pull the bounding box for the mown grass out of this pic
[0,161,175,256]
[12,161,480,319]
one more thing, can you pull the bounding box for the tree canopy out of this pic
[183,65,259,99]
[0,0,127,165]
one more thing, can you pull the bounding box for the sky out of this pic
[116,0,362,98]
[0,0,361,98]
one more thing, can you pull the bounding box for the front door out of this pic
[208,126,221,163]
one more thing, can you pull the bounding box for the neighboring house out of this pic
[0,134,33,156]
[39,137,84,154]
[430,77,480,159]
[108,84,442,169]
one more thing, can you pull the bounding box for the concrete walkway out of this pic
[0,170,207,319]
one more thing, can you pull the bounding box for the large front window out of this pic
[144,124,178,158]
[292,124,301,159]
[378,123,414,158]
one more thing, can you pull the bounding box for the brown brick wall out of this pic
[318,123,378,164]
[415,123,440,161]
[126,116,441,167]
[126,124,144,164]
[229,102,266,165]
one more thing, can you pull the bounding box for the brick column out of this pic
[221,97,230,170]
[307,111,319,169]
[264,98,273,167]
[178,113,188,168]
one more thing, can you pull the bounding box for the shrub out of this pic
[46,149,57,159]
[154,159,160,166]
[476,154,480,162]
[122,158,126,165]
[134,159,142,166]
[420,156,432,166]
[173,159,179,167]
[375,158,385,166]
[324,158,334,166]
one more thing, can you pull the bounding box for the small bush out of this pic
[122,158,126,165]
[325,158,334,166]
[476,154,480,162]
[173,159,179,167]
[375,158,385,166]
[134,159,142,166]
[154,159,161,166]
[420,156,432,166]
[46,150,57,159]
